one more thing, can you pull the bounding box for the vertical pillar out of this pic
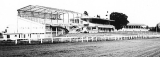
[41,37,43,43]
[80,14,83,24]
[15,39,18,44]
[56,12,58,24]
[17,13,19,33]
[30,12,34,21]
[44,13,46,39]
[73,13,74,23]
[63,13,64,23]
[51,26,53,41]
[86,37,88,42]
[56,27,58,36]
[78,14,81,24]
[28,36,31,44]
[68,13,70,24]
[51,13,53,25]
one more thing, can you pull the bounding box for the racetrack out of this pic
[1,38,160,57]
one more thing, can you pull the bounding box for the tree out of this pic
[146,26,149,29]
[110,12,129,30]
[155,23,160,32]
[84,11,88,16]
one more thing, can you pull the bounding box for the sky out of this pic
[0,0,160,31]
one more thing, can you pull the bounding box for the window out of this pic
[70,19,74,23]
[7,35,10,38]
[15,35,17,37]
[92,27,96,29]
[75,19,79,23]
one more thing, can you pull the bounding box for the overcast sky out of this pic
[0,0,160,31]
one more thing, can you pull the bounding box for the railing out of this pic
[12,34,160,44]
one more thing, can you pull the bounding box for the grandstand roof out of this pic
[81,16,114,21]
[17,5,81,14]
[127,23,147,26]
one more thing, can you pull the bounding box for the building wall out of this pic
[17,16,45,33]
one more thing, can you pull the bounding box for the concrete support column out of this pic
[68,13,70,24]
[63,13,64,23]
[56,27,58,36]
[56,12,58,24]
[73,13,74,23]
[44,13,46,38]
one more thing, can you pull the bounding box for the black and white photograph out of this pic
[0,0,160,57]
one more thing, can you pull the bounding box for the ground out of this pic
[1,38,160,57]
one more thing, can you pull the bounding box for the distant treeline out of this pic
[149,26,160,32]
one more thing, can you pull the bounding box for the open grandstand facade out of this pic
[2,5,116,40]
[120,23,149,31]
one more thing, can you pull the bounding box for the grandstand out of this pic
[2,5,83,40]
[2,5,115,41]
[120,23,149,31]
[2,5,158,45]
[80,17,115,33]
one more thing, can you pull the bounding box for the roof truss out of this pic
[17,5,81,14]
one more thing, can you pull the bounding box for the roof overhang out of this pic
[81,16,114,21]
[17,5,81,14]
[127,23,147,26]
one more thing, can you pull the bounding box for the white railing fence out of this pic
[13,34,160,44]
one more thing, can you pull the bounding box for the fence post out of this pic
[15,39,18,44]
[86,37,88,42]
[28,38,31,44]
[81,37,83,42]
[70,38,72,42]
[61,38,63,42]
[76,37,78,42]
[92,37,94,42]
[41,37,43,43]
[52,37,54,43]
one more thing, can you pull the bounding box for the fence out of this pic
[13,34,160,44]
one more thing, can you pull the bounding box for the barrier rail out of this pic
[12,34,160,44]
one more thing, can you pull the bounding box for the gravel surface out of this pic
[1,38,160,57]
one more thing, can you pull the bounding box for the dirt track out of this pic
[1,38,160,57]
